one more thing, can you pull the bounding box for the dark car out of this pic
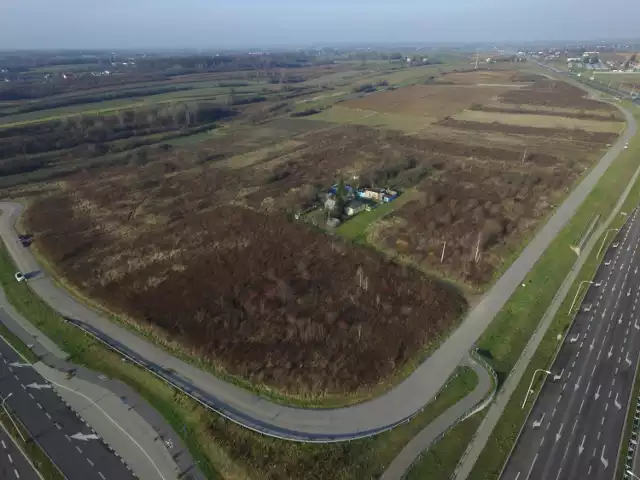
[18,234,33,247]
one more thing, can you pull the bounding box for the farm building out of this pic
[357,188,398,203]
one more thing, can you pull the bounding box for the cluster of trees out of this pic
[0,73,166,101]
[0,85,193,116]
[133,52,330,76]
[0,102,235,174]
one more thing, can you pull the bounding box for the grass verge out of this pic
[406,414,485,480]
[467,103,640,479]
[0,409,64,479]
[0,241,487,479]
[615,356,640,479]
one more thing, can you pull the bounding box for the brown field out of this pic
[27,179,465,397]
[451,110,624,133]
[340,84,508,121]
[21,68,624,400]
[436,69,539,85]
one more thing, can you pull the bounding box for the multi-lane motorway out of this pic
[502,208,640,480]
[0,331,135,480]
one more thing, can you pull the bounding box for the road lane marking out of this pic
[8,454,12,464]
[87,458,94,467]
[525,453,538,480]
[75,446,82,454]
[579,399,585,413]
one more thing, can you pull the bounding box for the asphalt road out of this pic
[380,353,494,480]
[0,325,135,480]
[0,426,40,480]
[501,208,640,480]
[0,103,635,441]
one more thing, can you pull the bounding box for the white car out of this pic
[613,242,619,247]
[625,143,629,149]
[14,272,25,282]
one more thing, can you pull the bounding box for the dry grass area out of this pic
[452,110,624,133]
[25,124,473,398]
[340,84,508,121]
[20,68,624,401]
[297,69,622,286]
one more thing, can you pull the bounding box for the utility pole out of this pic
[441,241,446,263]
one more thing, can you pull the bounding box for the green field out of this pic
[594,72,640,90]
[336,189,420,242]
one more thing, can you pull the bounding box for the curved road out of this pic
[380,353,494,480]
[0,104,634,441]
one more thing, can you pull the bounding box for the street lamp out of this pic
[627,470,640,480]
[0,393,25,443]
[597,228,619,258]
[569,281,594,314]
[522,369,552,409]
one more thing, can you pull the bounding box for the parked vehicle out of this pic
[14,272,25,282]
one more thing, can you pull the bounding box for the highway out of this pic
[0,103,635,442]
[502,208,640,480]
[0,426,40,480]
[0,327,135,480]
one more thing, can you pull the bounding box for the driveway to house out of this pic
[0,100,634,442]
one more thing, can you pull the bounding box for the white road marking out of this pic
[579,399,585,413]
[8,454,12,464]
[75,446,82,454]
[87,458,94,467]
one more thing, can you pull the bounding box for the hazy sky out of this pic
[2,0,640,50]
